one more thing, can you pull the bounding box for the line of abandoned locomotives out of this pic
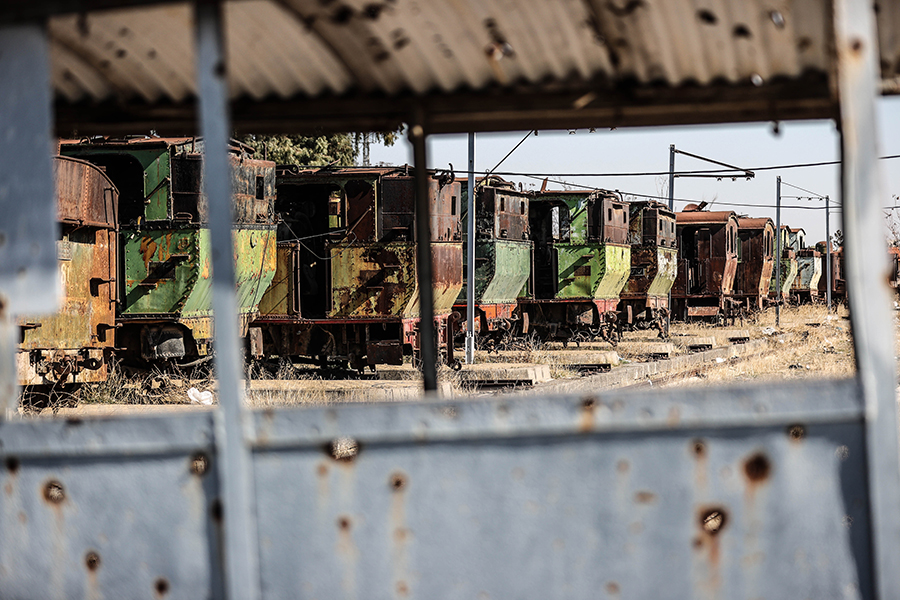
[16,141,881,389]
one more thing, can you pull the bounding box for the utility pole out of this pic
[775,176,782,327]
[465,132,476,364]
[825,195,832,312]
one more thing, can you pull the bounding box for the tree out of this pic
[240,130,400,167]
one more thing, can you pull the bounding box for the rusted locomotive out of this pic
[519,189,630,345]
[617,200,677,336]
[17,156,118,387]
[817,242,845,304]
[672,206,740,321]
[733,217,775,312]
[454,178,532,349]
[255,166,463,370]
[60,136,278,368]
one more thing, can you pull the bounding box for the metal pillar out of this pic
[0,23,59,419]
[667,144,675,328]
[775,176,781,327]
[465,133,476,364]
[825,195,832,312]
[835,0,900,597]
[194,4,260,599]
[409,112,438,391]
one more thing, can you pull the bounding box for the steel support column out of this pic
[194,4,260,599]
[466,132,476,365]
[826,195,832,312]
[835,0,900,597]
[0,23,58,418]
[409,111,438,391]
[775,176,782,326]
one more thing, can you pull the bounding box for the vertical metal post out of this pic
[409,111,438,391]
[835,0,900,597]
[825,195,832,312]
[667,144,675,212]
[0,23,59,419]
[194,4,260,599]
[465,133,476,364]
[775,176,781,327]
[667,144,675,330]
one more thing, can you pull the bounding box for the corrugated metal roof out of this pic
[19,0,900,133]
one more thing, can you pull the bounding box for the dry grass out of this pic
[660,304,856,388]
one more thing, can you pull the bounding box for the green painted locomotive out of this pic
[60,137,277,368]
[454,177,532,349]
[520,189,631,345]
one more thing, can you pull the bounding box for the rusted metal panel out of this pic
[329,243,418,318]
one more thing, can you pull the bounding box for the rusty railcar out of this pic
[520,189,630,345]
[256,166,463,370]
[453,178,532,350]
[60,137,278,368]
[17,156,118,386]
[672,207,739,321]
[617,200,677,336]
[733,217,775,311]
[817,242,845,304]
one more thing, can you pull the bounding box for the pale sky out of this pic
[369,96,900,244]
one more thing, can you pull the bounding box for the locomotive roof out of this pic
[737,217,775,229]
[677,210,738,224]
[276,165,422,180]
[59,136,253,154]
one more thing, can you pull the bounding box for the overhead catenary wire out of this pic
[445,152,900,179]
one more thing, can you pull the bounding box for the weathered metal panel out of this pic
[121,228,201,315]
[0,378,880,598]
[472,240,532,305]
[404,243,464,319]
[329,243,418,318]
[258,242,298,317]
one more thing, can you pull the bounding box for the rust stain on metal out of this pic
[578,397,597,432]
[634,491,657,504]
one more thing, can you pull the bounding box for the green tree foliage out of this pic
[240,134,355,166]
[240,130,400,166]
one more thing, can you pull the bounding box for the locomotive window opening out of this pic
[520,200,525,215]
[500,197,505,212]
[451,195,457,216]
[274,183,337,319]
[172,155,204,223]
[64,153,146,226]
[255,176,265,200]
